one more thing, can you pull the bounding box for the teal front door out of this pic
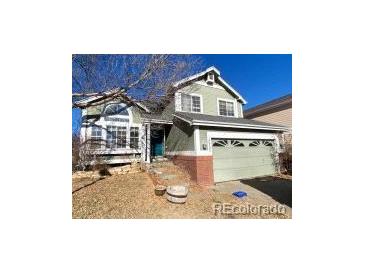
[151,129,164,157]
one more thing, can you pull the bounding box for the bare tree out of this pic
[72,54,202,170]
[72,54,202,110]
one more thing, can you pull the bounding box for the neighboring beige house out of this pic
[244,94,292,148]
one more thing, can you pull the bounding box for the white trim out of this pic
[206,131,279,151]
[88,158,140,165]
[141,118,173,125]
[173,66,221,87]
[146,123,151,163]
[135,102,150,113]
[206,131,280,172]
[83,103,144,152]
[74,89,151,113]
[193,126,200,152]
[177,92,203,114]
[172,66,247,104]
[195,80,225,90]
[217,76,246,104]
[165,150,212,156]
[92,149,142,155]
[175,92,182,111]
[193,121,286,131]
[237,103,243,118]
[217,98,238,118]
[191,93,203,114]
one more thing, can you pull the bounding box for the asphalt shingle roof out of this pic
[174,112,285,128]
[142,111,287,130]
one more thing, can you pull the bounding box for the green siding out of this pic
[199,128,208,150]
[160,101,175,121]
[178,83,243,117]
[87,104,104,115]
[165,119,194,152]
[131,107,142,123]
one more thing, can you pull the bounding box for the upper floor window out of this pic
[181,93,202,113]
[218,99,235,117]
[104,103,129,116]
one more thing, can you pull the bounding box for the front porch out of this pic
[141,122,172,163]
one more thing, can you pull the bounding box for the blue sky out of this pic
[199,54,292,106]
[72,54,291,133]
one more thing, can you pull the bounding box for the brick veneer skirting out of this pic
[170,155,214,186]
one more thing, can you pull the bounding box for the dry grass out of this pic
[72,172,291,219]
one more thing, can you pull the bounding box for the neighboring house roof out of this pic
[74,88,151,113]
[173,66,247,104]
[173,112,287,131]
[244,94,292,118]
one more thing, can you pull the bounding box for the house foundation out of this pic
[171,155,214,186]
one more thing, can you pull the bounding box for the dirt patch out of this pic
[73,172,291,219]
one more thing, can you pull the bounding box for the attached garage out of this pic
[212,139,277,182]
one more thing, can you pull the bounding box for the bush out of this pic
[72,133,81,172]
[280,142,292,175]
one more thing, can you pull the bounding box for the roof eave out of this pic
[173,114,287,131]
[217,76,247,104]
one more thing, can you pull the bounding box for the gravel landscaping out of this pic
[72,170,292,219]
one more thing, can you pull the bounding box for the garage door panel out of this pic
[214,165,275,182]
[213,158,275,170]
[212,138,276,182]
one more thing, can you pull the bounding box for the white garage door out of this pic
[212,139,276,182]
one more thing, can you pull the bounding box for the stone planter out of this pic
[154,185,167,196]
[166,185,188,204]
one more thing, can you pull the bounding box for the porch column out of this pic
[142,123,151,163]
[193,126,200,153]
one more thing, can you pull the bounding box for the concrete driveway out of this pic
[212,175,292,208]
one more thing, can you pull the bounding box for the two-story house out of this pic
[78,67,287,186]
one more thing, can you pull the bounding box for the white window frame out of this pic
[177,92,203,114]
[84,103,143,154]
[217,98,237,117]
[106,125,127,149]
[129,126,140,149]
[90,125,103,149]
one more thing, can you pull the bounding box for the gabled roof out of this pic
[173,66,247,104]
[73,88,151,113]
[173,112,287,131]
[244,94,292,118]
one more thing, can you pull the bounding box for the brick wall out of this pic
[171,155,214,186]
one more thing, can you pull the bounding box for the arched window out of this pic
[104,104,129,116]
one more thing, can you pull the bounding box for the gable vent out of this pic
[206,72,214,85]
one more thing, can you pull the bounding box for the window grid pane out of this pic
[219,101,234,117]
[192,96,201,113]
[90,126,102,149]
[226,102,234,116]
[219,101,227,116]
[130,127,139,149]
[106,126,126,149]
[181,93,192,112]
